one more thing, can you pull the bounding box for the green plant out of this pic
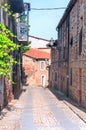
[21,41,31,53]
[0,23,19,80]
[0,2,16,19]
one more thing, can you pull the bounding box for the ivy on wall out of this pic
[0,23,18,80]
[0,2,18,81]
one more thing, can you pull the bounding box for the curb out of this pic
[50,88,86,123]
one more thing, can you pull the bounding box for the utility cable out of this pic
[31,7,66,11]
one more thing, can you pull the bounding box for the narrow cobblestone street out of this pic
[0,86,86,130]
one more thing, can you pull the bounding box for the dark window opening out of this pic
[55,72,57,81]
[63,46,66,59]
[70,68,72,86]
[70,37,73,46]
[79,27,83,55]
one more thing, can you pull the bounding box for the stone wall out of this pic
[56,0,86,108]
[49,48,58,89]
[69,0,86,107]
[23,55,49,87]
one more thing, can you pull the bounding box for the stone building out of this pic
[23,48,50,87]
[55,0,86,108]
[29,35,50,49]
[0,0,24,109]
[47,40,58,89]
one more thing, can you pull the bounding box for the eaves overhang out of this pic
[56,0,77,30]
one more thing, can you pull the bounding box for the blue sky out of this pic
[24,0,70,40]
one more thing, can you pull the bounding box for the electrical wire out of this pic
[31,7,66,11]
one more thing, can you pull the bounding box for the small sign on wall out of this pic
[17,22,28,42]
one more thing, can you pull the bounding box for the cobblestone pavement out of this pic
[0,86,86,130]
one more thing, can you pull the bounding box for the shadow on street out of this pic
[49,88,86,115]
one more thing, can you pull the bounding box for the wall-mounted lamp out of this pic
[49,37,54,46]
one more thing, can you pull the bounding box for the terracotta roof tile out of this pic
[24,48,50,59]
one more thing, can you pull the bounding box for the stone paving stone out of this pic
[38,126,66,130]
[0,86,86,130]
[45,89,86,130]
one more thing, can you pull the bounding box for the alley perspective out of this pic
[1,0,86,130]
[0,86,86,130]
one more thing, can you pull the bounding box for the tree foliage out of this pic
[0,2,18,81]
[0,2,30,82]
[0,3,16,19]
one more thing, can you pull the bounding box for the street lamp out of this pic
[49,37,54,46]
[49,38,58,49]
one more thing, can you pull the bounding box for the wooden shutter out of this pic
[79,27,83,55]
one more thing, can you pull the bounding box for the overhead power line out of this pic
[31,7,66,11]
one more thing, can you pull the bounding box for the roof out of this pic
[24,48,50,59]
[57,0,77,29]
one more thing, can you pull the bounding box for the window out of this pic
[0,8,1,22]
[45,59,49,65]
[6,13,8,27]
[63,46,66,59]
[55,72,57,81]
[58,46,61,61]
[0,8,3,23]
[70,68,72,86]
[40,61,45,70]
[79,68,82,87]
[79,27,83,55]
[70,37,73,46]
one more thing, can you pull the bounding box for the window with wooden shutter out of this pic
[70,37,73,46]
[55,72,57,81]
[79,27,83,55]
[40,61,45,70]
[70,68,72,86]
[63,46,66,59]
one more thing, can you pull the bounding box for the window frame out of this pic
[79,27,83,55]
[40,61,45,70]
[55,72,57,81]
